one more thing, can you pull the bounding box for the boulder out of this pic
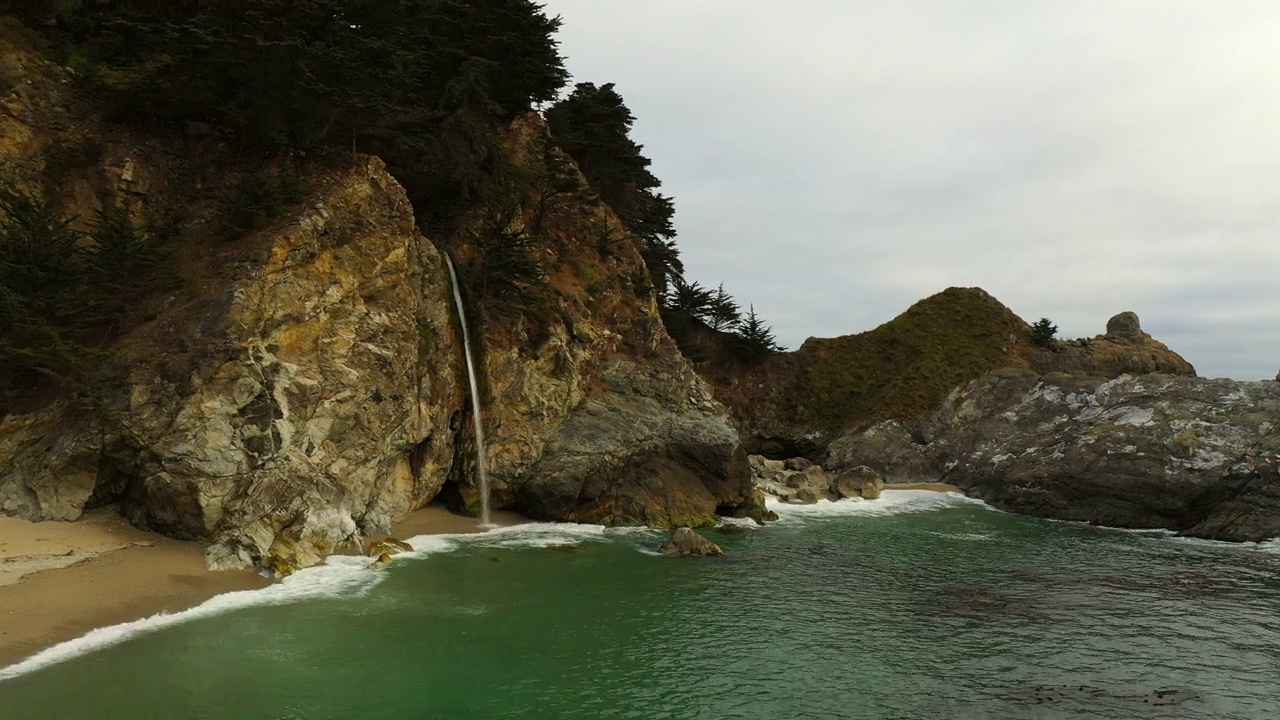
[1105,311,1142,338]
[792,488,821,504]
[831,466,885,500]
[658,527,724,556]
[751,458,831,505]
[368,538,414,557]
[784,457,814,472]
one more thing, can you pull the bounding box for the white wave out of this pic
[1048,517,1178,537]
[929,531,996,541]
[766,489,989,518]
[716,516,762,529]
[0,554,381,683]
[0,520,684,682]
[405,521,656,552]
[1052,520,1280,552]
[1255,539,1280,554]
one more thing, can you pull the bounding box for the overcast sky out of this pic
[539,1,1280,380]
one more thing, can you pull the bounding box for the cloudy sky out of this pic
[539,1,1280,380]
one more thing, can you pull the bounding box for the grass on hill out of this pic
[799,287,1032,432]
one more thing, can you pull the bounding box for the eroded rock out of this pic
[658,527,724,556]
[831,466,885,500]
[368,538,414,557]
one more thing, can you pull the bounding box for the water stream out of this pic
[443,252,490,526]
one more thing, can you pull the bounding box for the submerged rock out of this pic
[659,527,724,556]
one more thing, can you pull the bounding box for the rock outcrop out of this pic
[1027,312,1195,379]
[454,116,759,530]
[826,370,1280,541]
[658,527,724,556]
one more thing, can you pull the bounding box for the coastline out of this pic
[1,491,951,672]
[0,510,266,669]
[0,504,523,671]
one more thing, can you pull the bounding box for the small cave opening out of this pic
[746,435,824,463]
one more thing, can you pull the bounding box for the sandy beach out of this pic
[0,503,522,670]
[0,510,265,668]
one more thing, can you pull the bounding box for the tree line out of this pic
[544,81,783,361]
[0,1,783,404]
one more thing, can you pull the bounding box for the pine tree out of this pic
[1030,317,1058,348]
[734,305,783,361]
[545,82,681,293]
[664,276,714,320]
[706,283,742,331]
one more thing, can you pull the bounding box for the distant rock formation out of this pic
[825,370,1280,542]
[1028,311,1195,378]
[701,289,1196,459]
[748,455,883,504]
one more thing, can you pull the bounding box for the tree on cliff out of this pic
[545,82,681,293]
[39,0,568,232]
[1030,317,1058,348]
[734,305,783,361]
[706,283,743,331]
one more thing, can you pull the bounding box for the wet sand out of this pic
[385,504,527,544]
[0,510,267,668]
[0,503,524,669]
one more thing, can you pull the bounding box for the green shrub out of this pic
[1030,317,1058,348]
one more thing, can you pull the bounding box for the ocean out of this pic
[1,491,1278,719]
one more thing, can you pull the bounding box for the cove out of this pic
[1,492,1278,719]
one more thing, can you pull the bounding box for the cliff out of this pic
[0,23,759,573]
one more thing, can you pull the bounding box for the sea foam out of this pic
[0,553,381,683]
[766,489,988,519]
[0,522,657,682]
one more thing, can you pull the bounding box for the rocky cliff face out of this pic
[0,27,758,571]
[1,157,465,573]
[826,369,1280,542]
[462,117,757,529]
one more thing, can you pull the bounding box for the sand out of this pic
[0,503,522,670]
[0,510,267,668]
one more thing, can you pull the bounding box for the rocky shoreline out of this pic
[824,370,1280,542]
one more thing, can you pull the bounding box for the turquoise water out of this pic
[2,491,1279,719]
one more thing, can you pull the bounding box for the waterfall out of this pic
[443,252,490,527]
